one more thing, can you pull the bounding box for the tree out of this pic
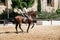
[11,0,34,9]
[38,0,41,15]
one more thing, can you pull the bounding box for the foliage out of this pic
[38,0,41,15]
[0,0,5,3]
[56,9,60,15]
[0,11,7,20]
[37,12,58,20]
[11,0,34,9]
[27,0,34,7]
[0,10,22,20]
[9,11,22,18]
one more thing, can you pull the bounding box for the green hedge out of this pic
[37,12,58,19]
[56,9,60,15]
[0,11,22,20]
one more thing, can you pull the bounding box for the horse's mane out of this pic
[28,11,37,18]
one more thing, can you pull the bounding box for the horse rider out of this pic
[22,7,29,19]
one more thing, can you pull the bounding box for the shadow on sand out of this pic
[0,31,27,34]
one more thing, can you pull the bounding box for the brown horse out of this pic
[14,11,37,33]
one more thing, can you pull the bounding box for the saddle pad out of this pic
[23,17,27,21]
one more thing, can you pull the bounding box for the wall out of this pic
[41,0,58,13]
[58,0,60,8]
[0,0,12,14]
[0,0,58,13]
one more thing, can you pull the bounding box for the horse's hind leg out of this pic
[19,23,23,32]
[15,23,18,33]
[27,23,30,33]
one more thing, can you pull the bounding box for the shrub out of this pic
[37,12,58,20]
[38,0,41,15]
[56,9,60,15]
[0,10,22,20]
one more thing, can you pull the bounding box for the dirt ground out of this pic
[0,24,60,40]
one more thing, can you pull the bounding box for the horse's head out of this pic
[28,11,37,18]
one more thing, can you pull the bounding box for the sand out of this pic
[0,24,60,40]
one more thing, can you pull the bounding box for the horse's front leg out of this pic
[19,23,23,32]
[15,23,18,33]
[27,23,31,33]
[31,22,34,29]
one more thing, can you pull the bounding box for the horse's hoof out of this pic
[27,31,29,33]
[16,32,18,34]
[21,30,24,33]
[31,27,33,29]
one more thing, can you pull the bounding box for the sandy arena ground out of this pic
[0,24,60,40]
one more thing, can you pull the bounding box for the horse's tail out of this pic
[12,17,18,24]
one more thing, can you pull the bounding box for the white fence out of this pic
[37,20,60,25]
